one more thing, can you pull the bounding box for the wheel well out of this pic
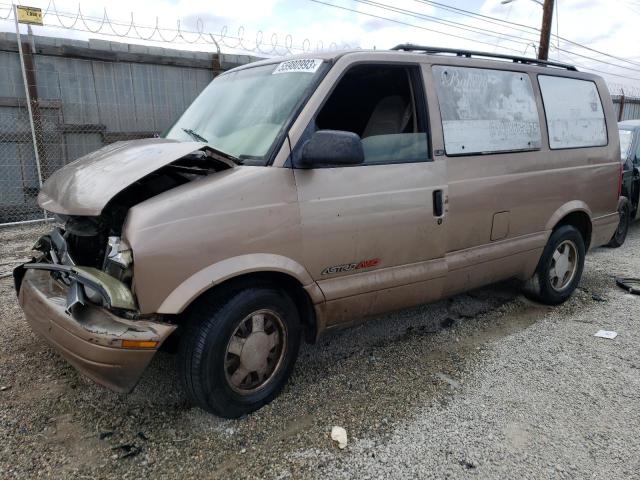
[184,271,318,344]
[554,211,592,250]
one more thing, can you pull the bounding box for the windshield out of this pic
[165,60,325,165]
[619,130,633,160]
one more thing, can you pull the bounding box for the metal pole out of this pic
[538,0,554,60]
[13,4,45,219]
[618,90,626,122]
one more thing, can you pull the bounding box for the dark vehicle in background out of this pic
[609,120,640,247]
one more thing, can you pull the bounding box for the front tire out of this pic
[178,287,301,418]
[606,199,630,248]
[524,225,585,305]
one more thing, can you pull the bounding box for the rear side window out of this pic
[432,66,541,155]
[538,75,607,149]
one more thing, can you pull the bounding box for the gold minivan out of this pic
[14,45,621,417]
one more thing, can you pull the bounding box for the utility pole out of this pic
[538,0,554,60]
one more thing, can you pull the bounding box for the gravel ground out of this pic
[0,222,639,479]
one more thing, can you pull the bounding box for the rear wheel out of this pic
[178,287,301,418]
[524,225,585,305]
[606,200,630,248]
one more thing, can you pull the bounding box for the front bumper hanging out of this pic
[15,262,137,312]
[14,267,175,393]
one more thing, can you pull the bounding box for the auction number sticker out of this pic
[272,59,322,75]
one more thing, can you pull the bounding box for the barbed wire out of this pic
[1,1,638,94]
[0,1,354,55]
[607,82,640,98]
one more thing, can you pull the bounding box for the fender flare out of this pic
[157,253,320,314]
[544,201,593,233]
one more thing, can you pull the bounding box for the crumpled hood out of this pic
[38,138,205,216]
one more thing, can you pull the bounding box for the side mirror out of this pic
[295,130,364,169]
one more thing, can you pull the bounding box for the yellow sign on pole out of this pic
[16,6,43,26]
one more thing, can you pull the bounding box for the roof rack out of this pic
[391,44,577,71]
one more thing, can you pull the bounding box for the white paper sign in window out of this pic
[539,75,607,149]
[433,66,541,155]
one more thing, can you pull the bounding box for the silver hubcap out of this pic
[224,309,286,394]
[549,240,578,291]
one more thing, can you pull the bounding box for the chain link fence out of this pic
[0,31,257,225]
[2,29,640,225]
[0,52,40,223]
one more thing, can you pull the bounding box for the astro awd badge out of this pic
[321,258,380,275]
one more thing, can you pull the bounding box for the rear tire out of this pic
[178,287,301,418]
[523,225,585,305]
[606,199,630,248]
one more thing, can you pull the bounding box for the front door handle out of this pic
[433,189,444,217]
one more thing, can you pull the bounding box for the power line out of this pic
[336,0,640,74]
[555,51,640,82]
[413,0,542,36]
[309,0,528,55]
[622,0,640,13]
[552,45,640,74]
[413,0,640,69]
[353,0,539,49]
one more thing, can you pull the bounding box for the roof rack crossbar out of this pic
[391,44,577,71]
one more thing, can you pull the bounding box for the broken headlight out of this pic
[103,236,133,282]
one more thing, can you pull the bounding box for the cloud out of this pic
[1,0,637,88]
[479,0,640,88]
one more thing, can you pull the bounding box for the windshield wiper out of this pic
[205,147,243,166]
[182,128,209,143]
[181,128,242,165]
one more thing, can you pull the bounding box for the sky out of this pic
[1,0,639,91]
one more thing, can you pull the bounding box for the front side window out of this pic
[165,60,325,165]
[314,64,429,165]
[538,75,607,149]
[433,66,541,155]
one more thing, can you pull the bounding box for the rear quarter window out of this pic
[432,65,541,155]
[538,75,607,149]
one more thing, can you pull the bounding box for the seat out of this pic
[362,95,411,138]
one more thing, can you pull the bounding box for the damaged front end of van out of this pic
[12,55,329,403]
[13,138,236,392]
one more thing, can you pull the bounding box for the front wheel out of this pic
[523,225,585,305]
[178,287,301,418]
[606,200,630,248]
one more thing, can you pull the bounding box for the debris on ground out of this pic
[440,317,456,329]
[458,459,477,470]
[434,372,462,389]
[594,330,618,339]
[330,426,348,449]
[111,444,142,459]
[615,277,640,295]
